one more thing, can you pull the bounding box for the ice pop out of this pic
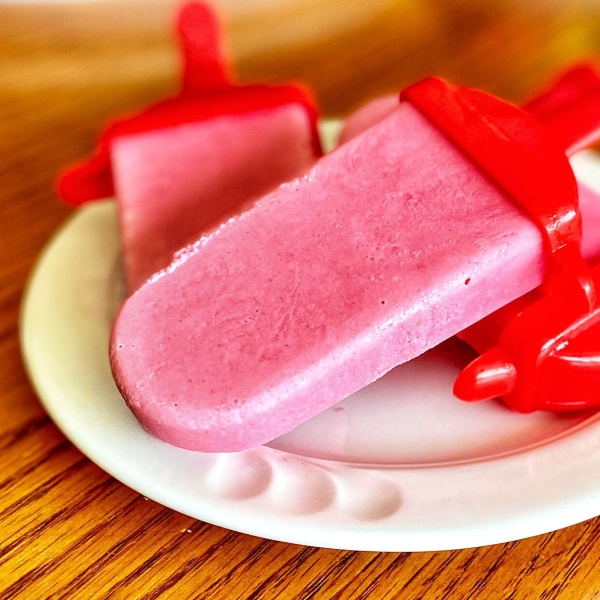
[111,76,600,452]
[57,2,320,291]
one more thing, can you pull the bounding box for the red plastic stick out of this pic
[456,262,600,411]
[177,2,231,93]
[402,66,600,412]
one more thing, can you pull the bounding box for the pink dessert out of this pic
[112,104,316,290]
[111,93,600,452]
[57,2,320,291]
[338,94,398,145]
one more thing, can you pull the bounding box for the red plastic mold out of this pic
[56,2,321,205]
[402,66,600,412]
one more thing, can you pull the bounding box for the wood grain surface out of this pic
[3,1,600,598]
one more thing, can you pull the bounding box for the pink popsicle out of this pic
[57,2,320,291]
[338,94,398,145]
[113,104,316,291]
[111,100,600,452]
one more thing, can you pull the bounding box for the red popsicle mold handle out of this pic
[177,1,232,93]
[401,72,600,412]
[456,263,600,412]
[56,2,321,205]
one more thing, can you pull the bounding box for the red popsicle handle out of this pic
[457,263,600,412]
[56,2,321,205]
[522,63,600,120]
[402,77,595,311]
[401,67,600,412]
[177,2,232,93]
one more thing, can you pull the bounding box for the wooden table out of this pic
[3,1,600,598]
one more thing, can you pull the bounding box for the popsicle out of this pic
[110,75,600,452]
[57,2,320,291]
[338,94,398,145]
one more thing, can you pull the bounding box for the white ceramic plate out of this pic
[20,142,600,552]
